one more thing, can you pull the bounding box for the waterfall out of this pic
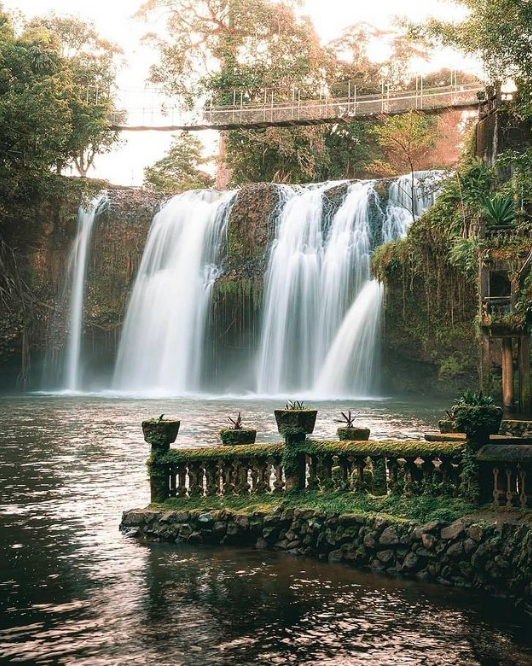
[256,172,440,397]
[113,190,235,396]
[63,194,106,392]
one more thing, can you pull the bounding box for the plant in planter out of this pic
[142,414,181,451]
[274,400,318,442]
[335,410,370,441]
[452,390,503,446]
[438,409,464,434]
[219,412,257,446]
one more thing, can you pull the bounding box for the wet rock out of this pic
[441,520,465,540]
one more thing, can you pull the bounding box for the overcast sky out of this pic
[3,0,479,185]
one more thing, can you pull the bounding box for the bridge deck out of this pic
[110,83,481,132]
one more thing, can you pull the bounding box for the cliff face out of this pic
[0,183,164,389]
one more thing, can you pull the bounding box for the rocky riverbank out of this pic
[121,505,532,614]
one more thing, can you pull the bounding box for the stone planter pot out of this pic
[142,419,180,450]
[219,428,257,446]
[274,409,318,438]
[337,427,370,441]
[438,419,463,434]
[453,405,503,445]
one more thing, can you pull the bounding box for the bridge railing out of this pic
[110,82,482,130]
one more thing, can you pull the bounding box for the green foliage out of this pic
[448,238,478,275]
[334,410,357,427]
[371,110,438,180]
[144,133,214,192]
[409,0,532,115]
[151,438,465,466]
[455,390,494,406]
[482,195,515,226]
[0,9,120,215]
[285,400,306,410]
[156,490,475,524]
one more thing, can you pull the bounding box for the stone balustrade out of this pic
[147,439,465,503]
[477,444,532,508]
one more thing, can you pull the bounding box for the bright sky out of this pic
[3,0,480,186]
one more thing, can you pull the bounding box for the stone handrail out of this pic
[477,444,532,508]
[147,439,465,503]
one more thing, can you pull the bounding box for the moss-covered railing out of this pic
[477,444,532,508]
[147,438,466,503]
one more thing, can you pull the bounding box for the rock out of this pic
[235,515,250,529]
[413,520,443,539]
[441,520,465,541]
[467,524,485,542]
[464,538,477,555]
[376,549,395,564]
[328,549,344,562]
[403,552,419,570]
[178,524,193,538]
[226,524,239,537]
[422,533,437,550]
[363,533,376,549]
[255,537,269,550]
[447,542,464,558]
[379,526,400,546]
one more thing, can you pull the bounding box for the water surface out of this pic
[1,396,531,665]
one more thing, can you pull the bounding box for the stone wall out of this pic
[121,506,532,614]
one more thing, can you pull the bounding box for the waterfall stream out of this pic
[257,172,440,397]
[113,190,235,395]
[63,194,106,392]
[62,173,441,398]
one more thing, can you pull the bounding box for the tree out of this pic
[144,133,214,192]
[371,111,438,217]
[0,9,72,214]
[26,14,123,177]
[410,0,532,113]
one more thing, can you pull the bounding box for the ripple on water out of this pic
[1,396,532,666]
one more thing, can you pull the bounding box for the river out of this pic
[1,396,532,665]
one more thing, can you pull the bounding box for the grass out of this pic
[153,491,475,525]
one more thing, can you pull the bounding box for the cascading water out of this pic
[113,190,235,396]
[257,172,441,397]
[63,194,106,392]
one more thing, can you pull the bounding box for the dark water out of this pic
[1,396,532,666]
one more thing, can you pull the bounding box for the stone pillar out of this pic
[518,335,531,413]
[283,431,306,491]
[502,337,514,409]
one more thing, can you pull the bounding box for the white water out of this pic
[257,172,441,397]
[63,194,106,391]
[113,190,234,396]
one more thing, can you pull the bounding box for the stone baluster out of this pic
[273,460,284,493]
[252,459,269,494]
[421,457,435,493]
[337,456,350,491]
[204,461,219,497]
[517,465,528,508]
[187,462,203,497]
[169,466,177,497]
[176,465,188,498]
[306,455,319,490]
[492,466,503,505]
[505,466,517,507]
[353,456,366,493]
[236,460,251,495]
[403,458,419,495]
[386,458,399,493]
[221,461,234,496]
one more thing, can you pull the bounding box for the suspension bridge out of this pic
[109,81,483,132]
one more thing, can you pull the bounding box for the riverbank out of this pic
[121,497,532,615]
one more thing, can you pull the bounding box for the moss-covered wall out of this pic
[0,181,164,390]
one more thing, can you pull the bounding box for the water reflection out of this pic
[1,396,532,665]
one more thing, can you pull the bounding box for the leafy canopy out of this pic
[144,133,214,192]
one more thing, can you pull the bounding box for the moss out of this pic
[152,490,475,524]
